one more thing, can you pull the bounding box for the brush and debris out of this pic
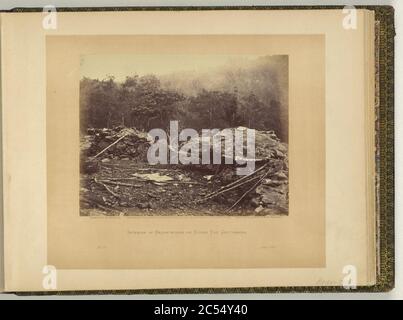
[80,126,288,216]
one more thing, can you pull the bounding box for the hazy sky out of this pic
[80,54,262,81]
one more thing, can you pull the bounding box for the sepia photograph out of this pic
[79,54,289,216]
[47,34,324,270]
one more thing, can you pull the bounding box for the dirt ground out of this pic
[80,160,278,216]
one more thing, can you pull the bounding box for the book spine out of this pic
[0,13,5,293]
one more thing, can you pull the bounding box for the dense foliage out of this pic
[80,56,288,141]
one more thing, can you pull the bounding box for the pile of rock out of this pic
[195,127,289,215]
[84,126,151,162]
[252,167,288,215]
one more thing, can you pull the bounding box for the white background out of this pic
[0,0,401,300]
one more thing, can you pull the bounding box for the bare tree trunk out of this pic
[209,106,214,128]
[106,111,112,129]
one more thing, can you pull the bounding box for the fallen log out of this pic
[94,177,120,197]
[197,174,263,203]
[227,168,273,212]
[98,179,142,188]
[90,132,130,161]
[203,163,268,199]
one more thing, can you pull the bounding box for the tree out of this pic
[186,90,237,130]
[79,69,287,142]
[238,93,266,129]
